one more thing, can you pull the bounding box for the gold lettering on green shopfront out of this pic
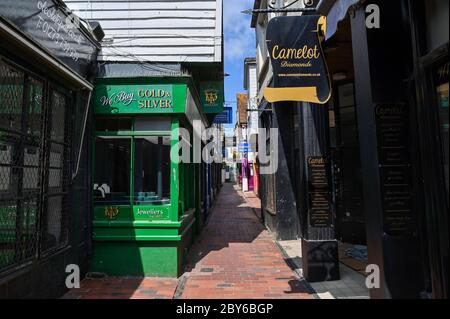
[137,209,165,218]
[137,88,172,109]
[105,207,119,220]
[138,99,173,109]
[98,87,173,111]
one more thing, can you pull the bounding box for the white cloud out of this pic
[223,0,255,61]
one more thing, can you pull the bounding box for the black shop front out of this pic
[257,0,448,299]
[0,0,100,298]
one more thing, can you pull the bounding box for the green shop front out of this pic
[91,79,209,277]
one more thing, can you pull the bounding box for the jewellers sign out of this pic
[264,15,331,104]
[94,84,174,114]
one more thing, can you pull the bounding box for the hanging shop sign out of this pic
[264,15,331,104]
[200,81,224,114]
[214,107,233,124]
[94,84,182,114]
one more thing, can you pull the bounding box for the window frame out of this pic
[93,117,173,209]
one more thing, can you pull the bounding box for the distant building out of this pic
[244,58,259,196]
[235,93,249,191]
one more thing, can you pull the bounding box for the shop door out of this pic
[332,82,366,245]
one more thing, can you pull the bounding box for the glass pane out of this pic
[0,141,13,192]
[50,91,66,143]
[23,146,40,190]
[0,60,24,133]
[0,197,39,270]
[95,118,132,132]
[27,77,43,137]
[134,136,171,205]
[48,143,65,192]
[134,117,171,132]
[338,83,355,107]
[0,201,17,270]
[41,195,66,252]
[94,137,131,205]
[339,107,357,126]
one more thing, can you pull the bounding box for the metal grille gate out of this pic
[0,56,71,274]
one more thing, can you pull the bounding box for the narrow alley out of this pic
[63,185,314,299]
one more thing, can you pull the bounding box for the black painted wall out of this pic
[351,0,427,298]
[259,103,300,241]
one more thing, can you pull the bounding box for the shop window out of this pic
[48,143,65,191]
[0,59,40,271]
[23,146,40,190]
[0,60,24,133]
[134,137,171,205]
[50,91,67,143]
[94,137,131,205]
[27,77,43,137]
[93,113,174,207]
[334,82,365,240]
[0,57,72,272]
[41,196,65,252]
[41,89,71,254]
[0,142,13,192]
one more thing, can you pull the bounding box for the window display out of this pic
[94,137,131,205]
[134,136,171,205]
[93,119,172,207]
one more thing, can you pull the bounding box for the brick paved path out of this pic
[63,184,313,299]
[180,184,313,299]
[62,277,178,299]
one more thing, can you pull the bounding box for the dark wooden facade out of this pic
[257,0,448,298]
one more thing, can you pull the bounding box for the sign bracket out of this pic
[242,7,317,14]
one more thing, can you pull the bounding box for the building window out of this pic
[93,119,172,207]
[0,57,72,273]
[94,137,131,205]
[134,137,171,205]
[42,90,71,253]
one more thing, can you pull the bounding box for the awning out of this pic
[317,0,361,40]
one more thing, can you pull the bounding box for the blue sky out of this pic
[223,0,255,131]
